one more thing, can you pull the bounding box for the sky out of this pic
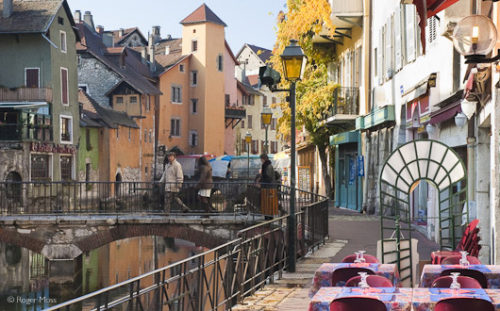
[67,0,287,54]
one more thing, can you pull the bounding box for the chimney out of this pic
[74,10,81,23]
[3,0,13,18]
[141,47,147,63]
[118,28,124,37]
[166,34,172,40]
[148,34,156,72]
[96,25,104,34]
[83,11,95,30]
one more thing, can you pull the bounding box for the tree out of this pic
[269,0,351,198]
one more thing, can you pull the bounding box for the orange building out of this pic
[153,4,232,156]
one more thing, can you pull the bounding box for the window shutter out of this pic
[384,18,392,79]
[378,30,383,85]
[405,4,416,63]
[61,68,68,104]
[395,7,402,71]
[26,69,39,88]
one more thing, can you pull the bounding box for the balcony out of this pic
[0,87,53,102]
[0,115,52,142]
[324,87,359,126]
[225,106,246,129]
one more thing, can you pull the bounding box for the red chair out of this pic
[331,268,375,286]
[435,298,494,311]
[431,275,482,289]
[341,254,379,263]
[432,220,480,264]
[345,275,393,287]
[440,269,488,288]
[330,297,386,311]
[441,255,481,265]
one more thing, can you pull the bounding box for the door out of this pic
[346,153,358,210]
[338,158,347,207]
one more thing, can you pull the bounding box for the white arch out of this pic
[381,140,466,192]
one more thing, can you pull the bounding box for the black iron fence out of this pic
[0,181,326,216]
[328,86,360,117]
[43,191,328,311]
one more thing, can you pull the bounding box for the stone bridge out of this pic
[0,214,261,260]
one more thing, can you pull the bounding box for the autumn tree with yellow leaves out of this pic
[270,0,351,198]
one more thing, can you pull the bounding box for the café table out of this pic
[412,288,497,310]
[420,264,500,288]
[310,263,400,296]
[309,287,413,311]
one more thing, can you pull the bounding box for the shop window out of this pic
[31,154,50,180]
[60,156,72,180]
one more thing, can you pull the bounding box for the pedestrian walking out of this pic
[260,154,278,216]
[159,152,190,213]
[197,156,215,213]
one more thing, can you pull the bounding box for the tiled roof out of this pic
[153,38,184,68]
[76,23,161,96]
[247,44,273,64]
[107,27,146,45]
[237,80,263,96]
[180,3,226,27]
[0,0,79,39]
[79,89,138,129]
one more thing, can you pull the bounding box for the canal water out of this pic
[0,236,206,310]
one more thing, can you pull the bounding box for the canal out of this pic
[0,236,206,310]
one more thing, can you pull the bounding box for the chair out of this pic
[431,275,482,289]
[341,254,379,263]
[330,297,386,311]
[431,220,480,264]
[441,255,481,265]
[440,269,488,288]
[331,268,375,286]
[435,298,494,311]
[345,275,393,287]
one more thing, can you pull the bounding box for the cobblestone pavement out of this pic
[231,206,440,311]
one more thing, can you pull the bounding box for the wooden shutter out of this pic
[395,7,403,71]
[378,30,383,85]
[26,69,39,88]
[384,18,392,79]
[405,4,416,63]
[61,68,68,104]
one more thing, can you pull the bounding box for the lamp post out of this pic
[261,106,273,154]
[280,39,307,273]
[245,132,252,181]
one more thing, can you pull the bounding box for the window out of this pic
[271,141,278,154]
[251,140,259,155]
[116,127,119,140]
[78,84,88,94]
[128,128,131,141]
[149,130,152,143]
[146,97,150,111]
[179,64,185,72]
[263,96,268,107]
[189,130,198,146]
[130,96,138,104]
[271,118,276,131]
[170,118,180,137]
[249,95,254,106]
[428,16,438,44]
[60,68,69,105]
[60,31,67,53]
[25,68,40,88]
[241,120,245,128]
[86,128,92,151]
[58,17,64,25]
[247,115,252,129]
[31,154,50,180]
[191,40,198,52]
[171,86,182,103]
[217,54,223,71]
[60,156,72,180]
[85,163,91,183]
[225,94,230,106]
[115,96,124,105]
[190,71,198,86]
[272,97,276,104]
[60,116,72,143]
[191,99,198,114]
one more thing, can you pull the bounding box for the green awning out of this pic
[330,130,360,145]
[356,105,395,130]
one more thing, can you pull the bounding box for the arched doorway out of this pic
[5,171,22,200]
[379,139,467,285]
[115,173,122,196]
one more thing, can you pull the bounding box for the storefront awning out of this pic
[429,91,463,125]
[404,0,459,54]
[0,102,49,114]
[330,131,360,146]
[356,105,395,131]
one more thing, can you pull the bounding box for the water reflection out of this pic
[0,236,205,310]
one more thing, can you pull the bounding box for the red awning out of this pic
[412,0,459,54]
[429,100,461,125]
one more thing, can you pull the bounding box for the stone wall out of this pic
[0,144,30,181]
[77,54,120,107]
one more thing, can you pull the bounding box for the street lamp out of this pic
[245,132,252,181]
[452,15,498,63]
[281,39,307,273]
[261,106,273,154]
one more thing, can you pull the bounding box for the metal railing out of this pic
[329,87,360,117]
[43,188,329,311]
[0,120,52,141]
[0,181,326,216]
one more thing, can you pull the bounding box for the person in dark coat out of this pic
[260,154,275,189]
[197,156,214,212]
